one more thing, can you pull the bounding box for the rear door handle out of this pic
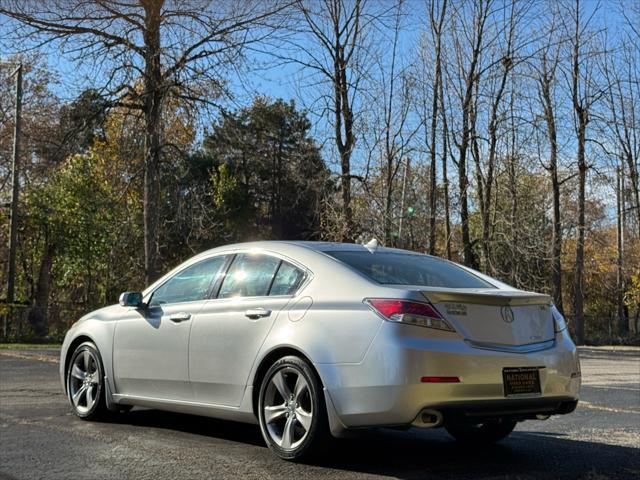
[244,308,271,319]
[169,312,191,323]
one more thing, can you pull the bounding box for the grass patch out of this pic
[0,343,61,350]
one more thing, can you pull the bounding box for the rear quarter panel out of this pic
[254,248,426,368]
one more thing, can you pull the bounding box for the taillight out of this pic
[365,298,455,332]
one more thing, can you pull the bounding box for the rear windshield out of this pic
[327,251,495,289]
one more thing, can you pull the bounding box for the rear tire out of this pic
[66,342,109,420]
[258,355,330,461]
[445,419,517,444]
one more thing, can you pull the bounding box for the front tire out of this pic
[66,342,108,420]
[258,356,329,461]
[445,419,517,444]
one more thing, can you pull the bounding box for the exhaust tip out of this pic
[412,409,444,428]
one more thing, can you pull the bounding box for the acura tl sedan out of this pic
[60,241,581,460]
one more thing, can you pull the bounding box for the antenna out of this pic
[364,238,379,253]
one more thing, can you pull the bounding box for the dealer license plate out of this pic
[503,367,541,396]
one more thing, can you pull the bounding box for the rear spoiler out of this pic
[421,291,552,307]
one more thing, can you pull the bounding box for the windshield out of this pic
[327,251,495,289]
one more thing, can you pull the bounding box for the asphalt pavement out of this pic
[0,346,638,480]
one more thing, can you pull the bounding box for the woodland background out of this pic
[0,0,638,344]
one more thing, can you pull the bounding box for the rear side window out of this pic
[327,251,494,289]
[218,253,280,298]
[270,262,305,296]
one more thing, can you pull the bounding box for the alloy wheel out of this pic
[68,348,101,415]
[262,366,313,450]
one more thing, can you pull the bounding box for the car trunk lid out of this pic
[420,288,554,346]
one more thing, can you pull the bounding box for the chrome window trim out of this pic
[203,293,297,304]
[465,338,555,354]
[143,248,313,306]
[210,249,313,301]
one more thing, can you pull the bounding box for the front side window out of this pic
[218,253,281,298]
[150,256,226,305]
[327,251,495,289]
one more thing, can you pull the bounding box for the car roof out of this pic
[144,240,516,297]
[289,241,425,254]
[201,240,425,256]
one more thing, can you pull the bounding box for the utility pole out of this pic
[6,64,22,307]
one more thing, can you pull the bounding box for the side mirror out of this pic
[119,291,144,308]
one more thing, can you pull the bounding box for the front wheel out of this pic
[258,356,329,461]
[445,419,517,443]
[66,341,108,419]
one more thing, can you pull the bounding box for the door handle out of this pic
[244,308,271,319]
[169,312,191,323]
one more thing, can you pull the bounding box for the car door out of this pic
[112,255,227,401]
[189,252,307,406]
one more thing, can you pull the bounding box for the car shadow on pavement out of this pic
[309,428,640,479]
[100,409,639,479]
[99,408,267,447]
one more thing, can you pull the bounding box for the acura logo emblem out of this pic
[501,306,515,323]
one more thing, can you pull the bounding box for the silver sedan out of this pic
[60,241,581,460]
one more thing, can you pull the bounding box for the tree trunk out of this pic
[334,47,355,242]
[439,58,452,260]
[470,90,484,268]
[616,166,627,336]
[551,162,563,313]
[573,123,586,344]
[30,240,55,337]
[384,169,393,244]
[571,0,587,344]
[334,0,358,243]
[456,0,487,269]
[540,69,564,314]
[427,0,447,255]
[142,0,164,285]
[479,61,510,274]
[337,110,354,242]
[428,122,438,254]
[508,155,518,285]
[459,107,475,268]
[398,158,410,248]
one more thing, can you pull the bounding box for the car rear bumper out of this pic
[427,396,578,423]
[316,322,581,429]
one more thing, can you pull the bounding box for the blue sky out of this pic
[2,0,632,195]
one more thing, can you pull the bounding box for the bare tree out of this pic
[423,0,447,255]
[293,0,373,241]
[563,0,602,343]
[598,17,640,334]
[473,1,525,273]
[447,0,493,268]
[600,32,640,237]
[533,15,566,314]
[438,45,453,260]
[367,0,421,245]
[0,0,288,283]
